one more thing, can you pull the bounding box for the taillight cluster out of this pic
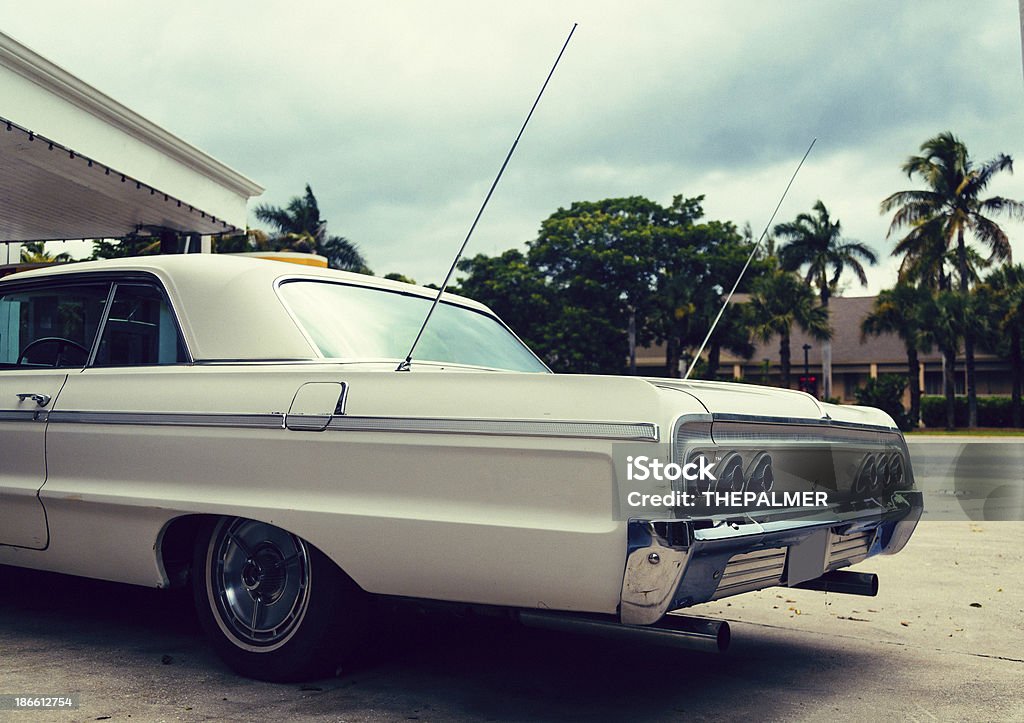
[853,452,904,495]
[678,446,907,502]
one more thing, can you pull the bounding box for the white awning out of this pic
[0,31,263,243]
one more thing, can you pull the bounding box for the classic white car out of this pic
[0,254,922,681]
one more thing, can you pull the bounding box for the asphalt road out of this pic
[0,449,1021,721]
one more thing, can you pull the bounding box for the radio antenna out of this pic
[683,137,816,380]
[397,23,577,372]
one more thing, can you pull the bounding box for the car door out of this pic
[0,279,110,549]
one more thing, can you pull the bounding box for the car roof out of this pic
[1,254,494,361]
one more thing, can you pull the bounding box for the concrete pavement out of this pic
[0,519,1020,722]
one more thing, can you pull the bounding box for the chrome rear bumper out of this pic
[619,491,924,625]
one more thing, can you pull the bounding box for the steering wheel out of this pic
[17,337,89,367]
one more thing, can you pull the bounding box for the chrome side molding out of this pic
[36,408,659,442]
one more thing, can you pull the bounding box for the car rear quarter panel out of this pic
[7,366,686,616]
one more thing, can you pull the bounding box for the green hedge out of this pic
[920,395,1017,428]
[854,375,913,431]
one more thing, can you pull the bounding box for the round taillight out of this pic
[854,454,877,495]
[875,453,891,490]
[685,450,715,494]
[714,451,745,493]
[888,454,904,489]
[745,452,774,493]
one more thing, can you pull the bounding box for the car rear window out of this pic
[278,280,549,373]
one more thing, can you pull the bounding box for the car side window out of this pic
[92,283,188,367]
[0,283,111,368]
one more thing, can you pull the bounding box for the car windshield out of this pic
[278,280,549,373]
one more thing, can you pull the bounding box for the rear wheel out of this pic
[192,517,366,681]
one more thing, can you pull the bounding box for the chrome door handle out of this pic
[16,393,51,407]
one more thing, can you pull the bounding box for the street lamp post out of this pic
[802,344,812,395]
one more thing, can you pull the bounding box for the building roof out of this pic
[722,295,994,367]
[637,295,997,370]
[0,30,263,242]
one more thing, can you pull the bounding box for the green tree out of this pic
[254,184,369,273]
[775,200,877,398]
[212,228,271,254]
[974,264,1024,426]
[861,283,933,428]
[748,267,831,388]
[454,249,555,364]
[854,374,912,431]
[881,132,1024,427]
[927,291,965,430]
[655,217,761,378]
[456,194,760,377]
[20,241,72,264]
[527,196,694,374]
[91,234,160,259]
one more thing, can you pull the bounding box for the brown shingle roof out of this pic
[719,295,991,365]
[635,295,998,368]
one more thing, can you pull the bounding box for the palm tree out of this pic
[892,228,950,290]
[254,185,368,272]
[861,284,933,428]
[703,305,755,380]
[775,200,877,399]
[974,265,1024,426]
[20,241,72,264]
[212,228,271,254]
[881,132,1024,427]
[926,291,965,430]
[776,201,878,306]
[748,268,831,389]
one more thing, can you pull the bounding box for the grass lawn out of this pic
[906,428,1024,437]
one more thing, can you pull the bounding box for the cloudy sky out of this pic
[3,1,1024,293]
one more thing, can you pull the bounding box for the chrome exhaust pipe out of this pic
[518,610,730,653]
[793,570,878,596]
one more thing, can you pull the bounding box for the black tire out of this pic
[191,517,367,682]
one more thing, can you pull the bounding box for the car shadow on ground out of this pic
[0,565,869,720]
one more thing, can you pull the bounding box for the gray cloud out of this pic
[3,0,1024,287]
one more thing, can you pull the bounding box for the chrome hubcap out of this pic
[211,519,311,648]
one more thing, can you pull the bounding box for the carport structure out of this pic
[0,30,263,263]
